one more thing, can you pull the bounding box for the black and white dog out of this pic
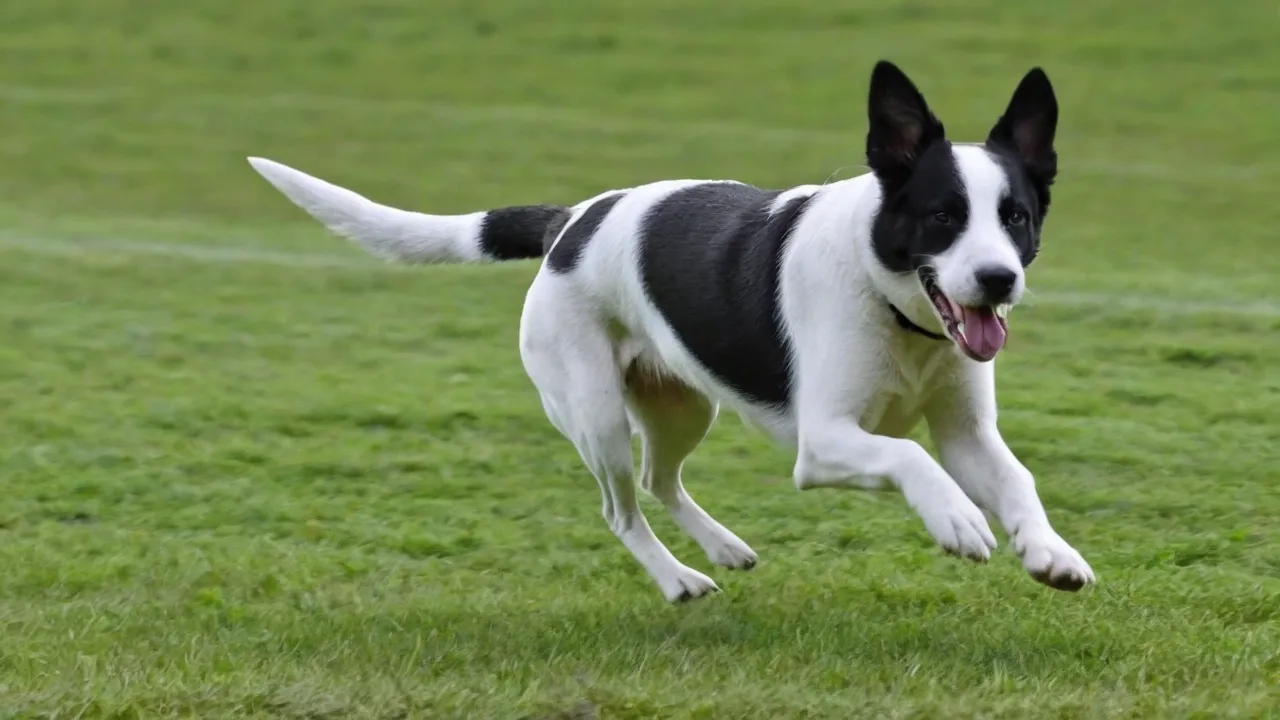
[249,61,1094,602]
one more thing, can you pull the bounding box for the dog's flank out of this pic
[247,60,1095,603]
[638,182,814,409]
[248,157,570,264]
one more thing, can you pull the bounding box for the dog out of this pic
[247,60,1095,602]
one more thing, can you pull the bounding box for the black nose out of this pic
[974,266,1018,303]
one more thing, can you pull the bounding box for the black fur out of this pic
[871,142,971,274]
[866,61,1058,274]
[866,61,968,274]
[977,150,1045,267]
[985,67,1058,219]
[984,68,1059,267]
[639,183,812,409]
[546,194,626,273]
[865,60,947,194]
[479,205,570,261]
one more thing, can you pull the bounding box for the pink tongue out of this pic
[960,306,1007,360]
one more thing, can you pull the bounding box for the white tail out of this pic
[247,157,489,263]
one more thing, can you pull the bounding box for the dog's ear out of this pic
[986,68,1058,187]
[865,61,946,188]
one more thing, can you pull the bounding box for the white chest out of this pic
[861,338,954,438]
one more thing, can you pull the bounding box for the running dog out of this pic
[248,60,1095,602]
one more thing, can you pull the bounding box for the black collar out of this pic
[890,304,948,341]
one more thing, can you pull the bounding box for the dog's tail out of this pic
[247,157,570,264]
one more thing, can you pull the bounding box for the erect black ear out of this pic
[865,60,946,187]
[986,67,1059,186]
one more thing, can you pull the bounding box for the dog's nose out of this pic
[974,266,1018,304]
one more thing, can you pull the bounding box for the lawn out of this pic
[0,0,1278,717]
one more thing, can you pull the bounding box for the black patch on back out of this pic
[639,183,812,409]
[546,193,626,273]
[870,142,970,273]
[479,205,569,260]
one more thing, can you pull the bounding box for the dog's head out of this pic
[865,61,1058,362]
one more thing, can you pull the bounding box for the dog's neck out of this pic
[889,304,948,341]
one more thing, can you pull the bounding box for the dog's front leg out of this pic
[926,368,1096,590]
[793,418,997,562]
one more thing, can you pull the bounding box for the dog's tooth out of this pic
[956,322,966,338]
[996,304,1010,319]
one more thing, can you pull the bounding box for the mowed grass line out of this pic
[0,0,1278,717]
[5,233,1280,320]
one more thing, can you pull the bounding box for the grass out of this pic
[1,0,1278,717]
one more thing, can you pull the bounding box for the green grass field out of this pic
[1,0,1278,717]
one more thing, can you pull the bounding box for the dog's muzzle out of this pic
[917,267,1010,362]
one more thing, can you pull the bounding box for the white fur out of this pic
[249,153,1095,602]
[248,157,489,263]
[768,185,822,214]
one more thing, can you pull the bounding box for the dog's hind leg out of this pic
[624,367,758,571]
[519,277,719,603]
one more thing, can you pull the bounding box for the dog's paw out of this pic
[705,535,758,571]
[1015,527,1095,591]
[916,492,998,563]
[658,565,721,603]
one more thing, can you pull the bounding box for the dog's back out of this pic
[249,159,838,428]
[247,60,1096,602]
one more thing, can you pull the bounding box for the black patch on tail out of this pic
[546,193,626,273]
[639,182,813,409]
[479,205,570,260]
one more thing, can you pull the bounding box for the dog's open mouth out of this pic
[918,268,1010,362]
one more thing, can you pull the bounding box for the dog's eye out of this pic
[1006,211,1027,227]
[931,212,951,225]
